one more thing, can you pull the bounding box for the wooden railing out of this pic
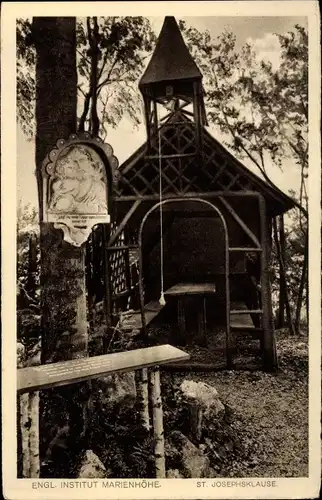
[17,344,189,479]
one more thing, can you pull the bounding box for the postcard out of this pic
[1,1,321,499]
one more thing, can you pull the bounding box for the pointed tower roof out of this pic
[139,16,202,89]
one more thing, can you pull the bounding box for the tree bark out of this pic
[277,215,286,328]
[137,368,150,432]
[272,217,295,335]
[29,391,40,478]
[295,233,308,333]
[20,393,30,478]
[33,17,88,477]
[149,367,166,478]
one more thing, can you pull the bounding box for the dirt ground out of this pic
[162,329,309,477]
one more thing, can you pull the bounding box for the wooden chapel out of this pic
[103,16,295,371]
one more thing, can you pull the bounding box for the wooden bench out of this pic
[17,344,189,479]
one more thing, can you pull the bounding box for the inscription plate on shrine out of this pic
[42,133,118,246]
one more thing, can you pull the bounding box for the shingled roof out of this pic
[139,16,202,89]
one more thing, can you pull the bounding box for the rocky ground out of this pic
[161,328,309,478]
[18,328,309,479]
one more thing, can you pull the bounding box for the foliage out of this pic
[17,202,41,347]
[16,17,156,139]
[16,18,36,137]
[77,17,155,136]
[270,208,307,319]
[180,22,308,199]
[179,21,308,327]
[17,201,39,291]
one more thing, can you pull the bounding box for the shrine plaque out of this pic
[42,133,118,246]
[17,344,190,394]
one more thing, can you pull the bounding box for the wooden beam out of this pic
[149,160,181,195]
[226,174,241,190]
[146,153,195,160]
[229,247,262,252]
[17,345,190,394]
[218,196,261,249]
[113,190,263,203]
[118,173,142,196]
[107,244,138,251]
[150,210,218,218]
[230,309,263,314]
[108,200,141,247]
[258,195,277,371]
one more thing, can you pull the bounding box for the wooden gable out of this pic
[114,110,295,216]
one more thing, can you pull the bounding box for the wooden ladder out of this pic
[228,244,274,370]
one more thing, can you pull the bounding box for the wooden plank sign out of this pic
[17,344,189,394]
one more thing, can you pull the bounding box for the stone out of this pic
[97,371,137,408]
[169,431,209,478]
[180,380,225,442]
[77,450,108,478]
[166,468,183,478]
[17,342,25,368]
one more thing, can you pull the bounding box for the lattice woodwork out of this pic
[116,111,255,198]
[108,222,129,297]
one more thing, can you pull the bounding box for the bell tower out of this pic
[139,16,206,154]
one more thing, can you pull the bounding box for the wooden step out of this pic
[231,325,262,332]
[230,309,263,315]
[231,326,262,339]
[119,300,165,331]
[229,247,262,252]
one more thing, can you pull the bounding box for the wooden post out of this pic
[193,82,202,153]
[138,368,150,432]
[258,195,277,371]
[225,232,233,370]
[149,367,166,478]
[19,390,40,478]
[20,393,30,478]
[143,94,152,151]
[29,391,40,478]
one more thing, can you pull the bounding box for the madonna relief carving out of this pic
[42,134,118,246]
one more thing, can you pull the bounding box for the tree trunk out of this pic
[272,218,295,335]
[295,233,308,333]
[33,17,88,477]
[149,367,165,478]
[20,393,30,478]
[137,368,150,432]
[29,391,40,478]
[277,215,286,328]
